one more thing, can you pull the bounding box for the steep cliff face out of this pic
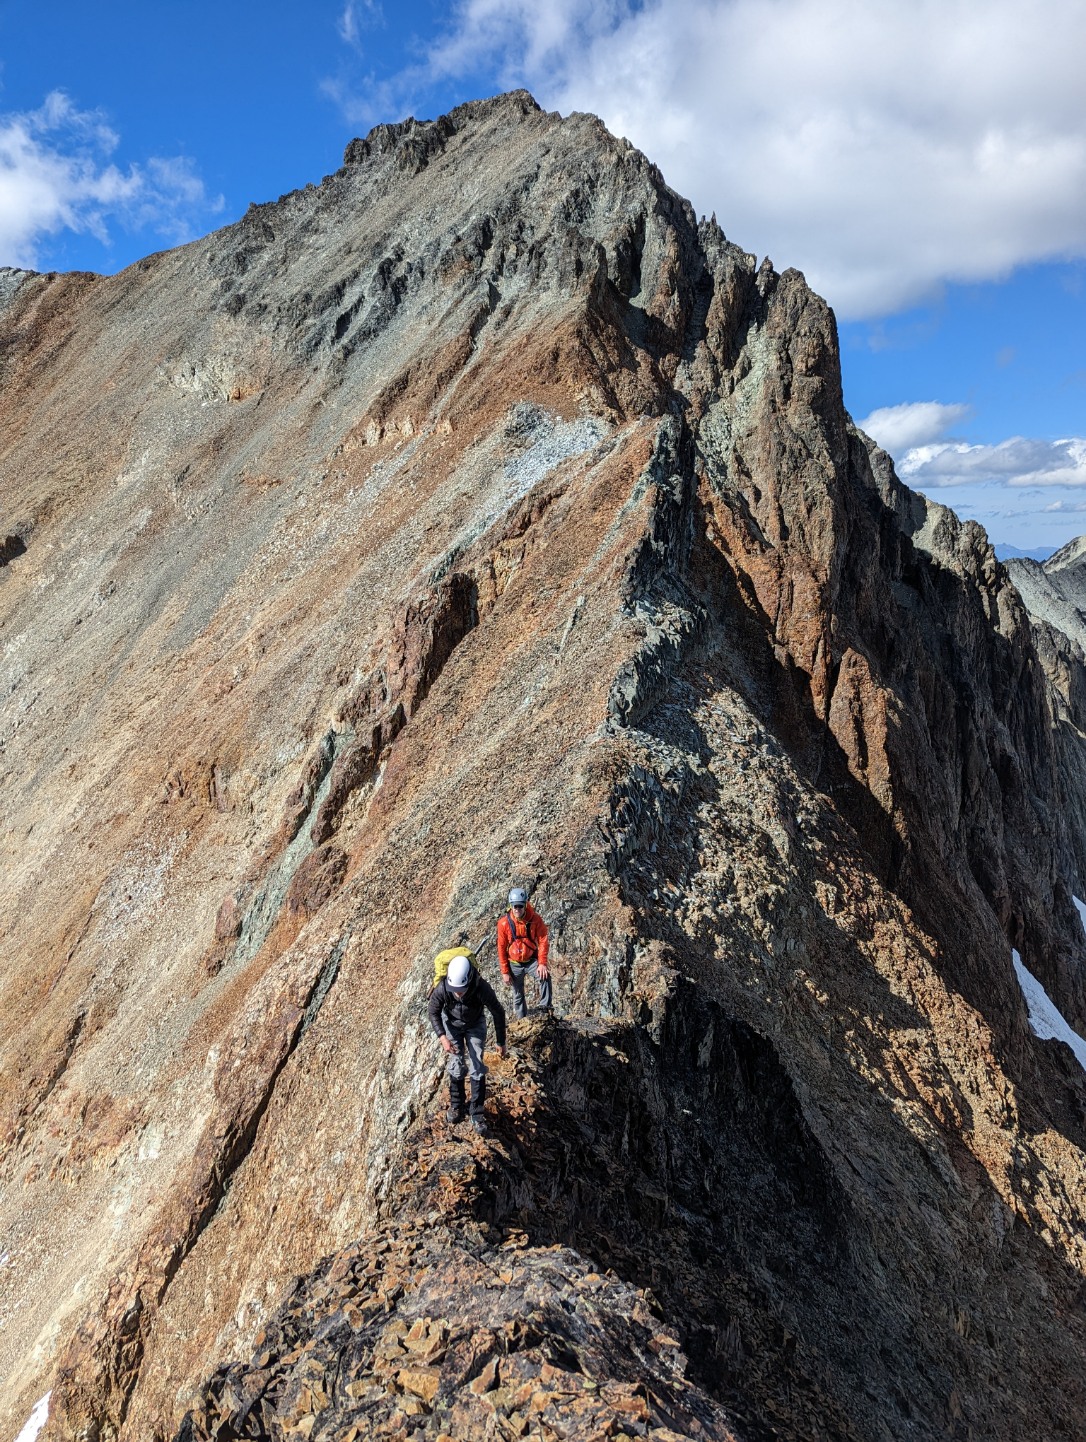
[1005,541,1086,910]
[1,93,1085,1442]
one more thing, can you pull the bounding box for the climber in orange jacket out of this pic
[498,887,552,1019]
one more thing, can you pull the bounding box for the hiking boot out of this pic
[468,1075,489,1136]
[447,1103,466,1125]
[447,1077,466,1126]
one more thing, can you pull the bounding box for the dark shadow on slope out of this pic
[454,1004,871,1442]
[583,488,1086,1437]
[464,994,1086,1442]
[0,532,27,568]
[838,442,1086,1040]
[673,485,1086,1164]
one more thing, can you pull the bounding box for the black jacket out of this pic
[428,968,506,1046]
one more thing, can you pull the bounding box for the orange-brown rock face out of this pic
[1,93,1085,1442]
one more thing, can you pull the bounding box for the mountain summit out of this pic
[2,92,1085,1442]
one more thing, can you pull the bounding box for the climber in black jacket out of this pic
[427,953,506,1136]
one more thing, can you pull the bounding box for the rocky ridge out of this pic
[0,92,1084,1442]
[177,1086,741,1442]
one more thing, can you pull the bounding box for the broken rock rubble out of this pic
[177,1219,739,1441]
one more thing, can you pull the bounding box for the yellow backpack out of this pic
[432,946,475,987]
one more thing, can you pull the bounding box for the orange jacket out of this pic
[497,904,549,977]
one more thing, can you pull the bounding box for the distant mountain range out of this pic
[994,542,1061,561]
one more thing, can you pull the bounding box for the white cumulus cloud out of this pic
[899,436,1086,488]
[0,92,223,271]
[858,401,1086,492]
[859,402,972,454]
[371,0,1086,319]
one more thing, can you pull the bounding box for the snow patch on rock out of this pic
[15,1393,51,1442]
[1073,895,1086,936]
[1013,949,1086,1074]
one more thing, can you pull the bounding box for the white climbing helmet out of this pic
[508,887,528,907]
[448,955,472,990]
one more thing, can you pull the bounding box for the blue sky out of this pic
[2,0,1084,553]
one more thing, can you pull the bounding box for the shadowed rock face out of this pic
[1,91,1085,1442]
[1006,541,1086,905]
